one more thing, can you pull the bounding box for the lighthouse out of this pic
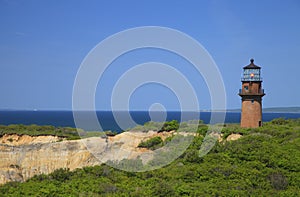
[239,59,265,128]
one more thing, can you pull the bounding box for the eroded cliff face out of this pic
[0,137,100,184]
[0,131,242,184]
[0,131,173,185]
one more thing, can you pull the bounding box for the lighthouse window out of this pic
[244,86,248,91]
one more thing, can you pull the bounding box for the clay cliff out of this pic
[0,131,173,185]
[0,131,240,185]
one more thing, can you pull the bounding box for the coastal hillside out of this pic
[0,118,300,196]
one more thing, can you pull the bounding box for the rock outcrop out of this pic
[226,133,242,141]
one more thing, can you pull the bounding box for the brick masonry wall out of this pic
[242,82,261,94]
[241,98,262,128]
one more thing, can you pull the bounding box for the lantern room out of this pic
[242,59,262,82]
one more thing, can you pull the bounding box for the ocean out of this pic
[0,111,300,132]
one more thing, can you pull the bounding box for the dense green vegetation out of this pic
[130,119,208,134]
[0,124,81,140]
[1,118,300,196]
[0,124,115,140]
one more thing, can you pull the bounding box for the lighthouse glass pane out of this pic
[243,69,261,81]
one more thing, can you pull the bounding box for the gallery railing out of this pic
[241,77,263,81]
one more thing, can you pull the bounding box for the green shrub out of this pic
[270,118,290,125]
[197,124,208,136]
[161,120,179,131]
[138,136,163,150]
[105,130,117,136]
[268,172,288,190]
[50,168,71,182]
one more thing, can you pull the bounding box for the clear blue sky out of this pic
[0,0,299,110]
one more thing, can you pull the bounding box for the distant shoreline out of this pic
[1,108,300,113]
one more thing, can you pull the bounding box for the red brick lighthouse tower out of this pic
[239,59,265,128]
